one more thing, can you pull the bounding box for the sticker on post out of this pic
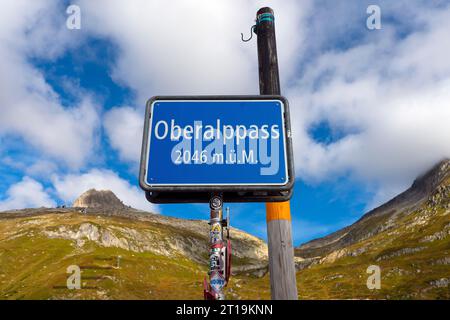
[210,272,225,293]
[210,231,221,243]
[209,254,220,271]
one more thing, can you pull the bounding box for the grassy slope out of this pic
[0,212,270,300]
[1,194,448,300]
[297,207,450,299]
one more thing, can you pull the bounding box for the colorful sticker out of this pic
[211,246,222,253]
[209,251,221,271]
[210,257,220,270]
[210,272,225,293]
[211,223,221,232]
[210,230,221,243]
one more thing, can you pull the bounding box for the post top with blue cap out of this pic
[256,7,274,25]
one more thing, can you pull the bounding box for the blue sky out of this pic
[0,1,449,246]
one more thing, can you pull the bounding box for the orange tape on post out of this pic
[266,201,291,222]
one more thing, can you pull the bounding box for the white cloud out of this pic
[88,1,450,208]
[73,1,450,208]
[79,0,308,102]
[0,177,56,211]
[104,107,143,163]
[52,169,158,213]
[78,0,310,162]
[0,1,100,169]
[2,0,448,213]
[25,160,59,179]
[286,3,450,205]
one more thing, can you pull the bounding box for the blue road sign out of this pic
[139,96,294,193]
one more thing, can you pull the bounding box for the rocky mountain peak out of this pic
[295,159,450,259]
[73,189,126,209]
[411,159,450,194]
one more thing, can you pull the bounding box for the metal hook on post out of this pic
[241,25,256,42]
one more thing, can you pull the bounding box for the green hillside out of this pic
[296,196,449,299]
[296,160,450,299]
[0,161,448,300]
[0,210,270,300]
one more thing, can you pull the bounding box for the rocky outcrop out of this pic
[375,247,426,262]
[41,214,268,267]
[73,189,126,209]
[1,188,269,268]
[0,210,270,299]
[43,222,198,258]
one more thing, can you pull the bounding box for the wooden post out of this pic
[255,7,298,300]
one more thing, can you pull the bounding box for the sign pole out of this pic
[255,7,298,300]
[203,194,231,300]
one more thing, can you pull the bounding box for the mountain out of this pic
[0,160,448,300]
[295,159,450,299]
[0,192,269,299]
[73,189,126,210]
